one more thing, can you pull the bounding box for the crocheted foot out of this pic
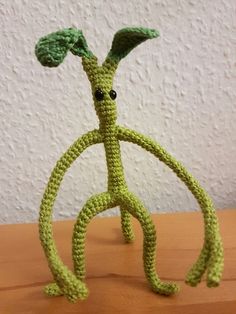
[44,282,63,296]
[185,241,210,286]
[122,223,135,243]
[206,239,224,287]
[44,277,88,303]
[185,266,204,287]
[124,232,135,243]
[120,207,135,243]
[151,280,179,295]
[207,274,220,287]
[186,238,224,287]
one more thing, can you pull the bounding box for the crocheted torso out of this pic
[103,125,127,192]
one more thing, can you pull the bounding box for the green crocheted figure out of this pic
[35,27,224,303]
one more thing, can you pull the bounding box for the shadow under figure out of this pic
[35,27,224,303]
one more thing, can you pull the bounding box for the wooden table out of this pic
[0,209,235,314]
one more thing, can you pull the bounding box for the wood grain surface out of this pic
[0,209,235,314]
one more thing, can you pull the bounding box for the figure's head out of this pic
[35,27,159,125]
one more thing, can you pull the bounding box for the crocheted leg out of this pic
[120,207,135,243]
[118,191,179,295]
[117,126,224,288]
[73,192,116,280]
[38,130,103,302]
[40,216,88,302]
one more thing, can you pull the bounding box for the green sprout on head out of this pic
[35,27,224,303]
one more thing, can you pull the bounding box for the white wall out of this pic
[0,0,235,223]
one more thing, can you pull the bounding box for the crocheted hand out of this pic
[35,27,223,302]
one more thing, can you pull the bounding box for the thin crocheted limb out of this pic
[39,129,103,302]
[44,282,63,297]
[120,206,135,243]
[118,190,179,295]
[117,126,224,287]
[72,192,116,279]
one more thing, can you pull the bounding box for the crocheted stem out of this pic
[102,124,128,192]
[117,126,224,287]
[119,191,179,295]
[120,206,135,243]
[39,130,103,302]
[72,192,116,279]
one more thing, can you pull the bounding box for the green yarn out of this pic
[35,28,94,67]
[117,126,224,288]
[36,27,223,303]
[106,27,159,62]
[39,130,102,302]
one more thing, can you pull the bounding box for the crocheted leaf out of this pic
[35,28,94,67]
[106,27,159,63]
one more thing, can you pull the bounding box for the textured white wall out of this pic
[0,0,235,224]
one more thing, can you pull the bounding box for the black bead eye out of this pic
[109,89,117,100]
[94,89,104,101]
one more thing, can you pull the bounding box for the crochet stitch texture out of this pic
[35,27,224,303]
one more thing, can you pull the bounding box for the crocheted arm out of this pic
[117,125,223,288]
[39,129,102,301]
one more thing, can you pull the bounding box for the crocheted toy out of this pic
[35,27,224,303]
